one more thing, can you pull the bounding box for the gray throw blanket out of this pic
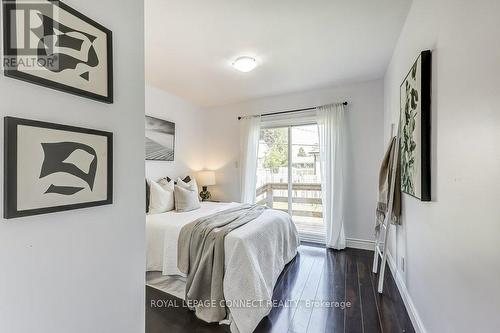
[376,136,402,234]
[177,204,266,323]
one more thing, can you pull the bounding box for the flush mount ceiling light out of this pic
[232,56,257,72]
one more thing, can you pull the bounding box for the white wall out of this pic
[384,0,500,332]
[0,0,145,332]
[205,80,384,242]
[145,85,207,181]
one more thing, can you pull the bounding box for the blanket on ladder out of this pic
[177,204,266,323]
[376,136,402,234]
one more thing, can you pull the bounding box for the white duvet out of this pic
[146,202,299,333]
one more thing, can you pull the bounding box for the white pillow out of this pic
[174,185,201,212]
[176,176,199,192]
[148,179,175,214]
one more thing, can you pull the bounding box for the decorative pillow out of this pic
[148,179,175,214]
[158,177,173,188]
[174,185,201,212]
[176,176,198,192]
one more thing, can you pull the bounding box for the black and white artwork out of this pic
[145,116,175,161]
[2,0,113,103]
[4,117,113,219]
[400,50,432,201]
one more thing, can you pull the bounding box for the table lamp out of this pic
[197,170,216,201]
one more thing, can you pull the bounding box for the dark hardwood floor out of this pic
[146,245,415,333]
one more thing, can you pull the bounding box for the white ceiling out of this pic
[145,0,412,107]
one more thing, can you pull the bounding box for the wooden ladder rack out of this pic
[372,123,400,293]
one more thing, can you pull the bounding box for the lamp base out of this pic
[199,186,211,201]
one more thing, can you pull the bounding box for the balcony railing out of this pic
[256,182,323,218]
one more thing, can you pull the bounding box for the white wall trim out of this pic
[346,237,375,250]
[300,237,375,251]
[299,232,325,244]
[386,251,427,333]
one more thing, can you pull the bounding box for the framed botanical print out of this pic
[400,50,432,201]
[4,117,113,218]
[2,0,113,103]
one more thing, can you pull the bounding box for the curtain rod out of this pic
[237,101,348,120]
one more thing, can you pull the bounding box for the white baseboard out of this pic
[299,232,325,244]
[386,251,427,333]
[346,237,375,251]
[300,237,375,251]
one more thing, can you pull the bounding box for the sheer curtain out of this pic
[239,116,261,204]
[317,103,346,250]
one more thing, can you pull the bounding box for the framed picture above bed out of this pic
[145,116,175,161]
[2,0,113,103]
[399,50,432,201]
[4,117,113,219]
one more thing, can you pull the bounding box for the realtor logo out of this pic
[3,0,99,73]
[3,1,59,70]
[2,0,113,103]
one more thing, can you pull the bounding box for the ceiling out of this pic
[145,0,412,107]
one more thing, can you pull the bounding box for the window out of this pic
[256,123,325,243]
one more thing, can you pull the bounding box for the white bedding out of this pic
[146,201,299,333]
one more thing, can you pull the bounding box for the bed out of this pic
[146,201,299,333]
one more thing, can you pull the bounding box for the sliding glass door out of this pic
[290,125,324,241]
[256,124,325,243]
[256,127,290,213]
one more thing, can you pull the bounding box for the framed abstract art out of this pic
[2,0,113,103]
[4,117,113,218]
[400,50,432,201]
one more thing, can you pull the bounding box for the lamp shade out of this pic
[197,170,216,186]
